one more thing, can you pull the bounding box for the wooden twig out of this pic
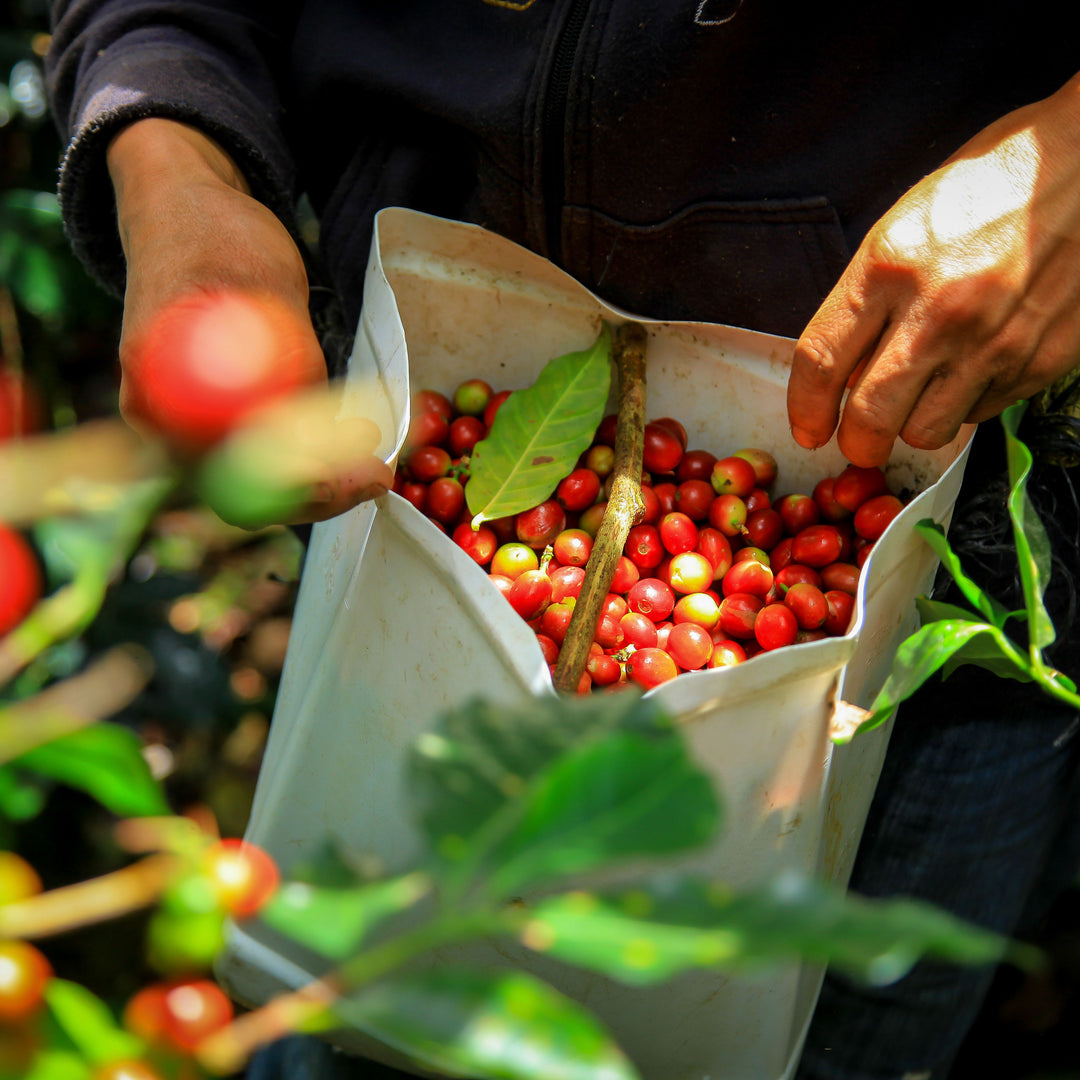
[0,645,154,764]
[0,853,181,940]
[554,322,647,693]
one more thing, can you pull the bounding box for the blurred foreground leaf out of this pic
[338,969,638,1080]
[15,1048,90,1080]
[261,872,431,961]
[196,385,385,529]
[43,979,143,1066]
[15,724,167,817]
[409,693,716,898]
[522,873,1029,988]
[480,730,718,898]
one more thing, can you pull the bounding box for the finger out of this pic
[788,266,891,450]
[897,365,992,454]
[288,454,395,524]
[832,318,937,466]
[964,251,1080,422]
[965,320,1080,424]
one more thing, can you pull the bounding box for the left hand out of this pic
[787,71,1080,467]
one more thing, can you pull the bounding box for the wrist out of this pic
[107,118,256,269]
[108,117,251,224]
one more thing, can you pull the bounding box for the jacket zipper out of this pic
[542,0,591,262]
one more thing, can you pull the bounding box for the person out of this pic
[44,3,1080,1078]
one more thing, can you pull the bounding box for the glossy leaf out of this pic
[44,979,144,1065]
[915,597,983,625]
[260,872,431,961]
[1001,402,1056,652]
[466,329,612,525]
[853,620,1026,739]
[336,968,638,1080]
[410,692,670,871]
[521,873,1029,988]
[914,599,1034,682]
[16,724,169,817]
[913,520,1011,628]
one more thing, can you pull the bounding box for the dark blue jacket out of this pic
[47,1,1080,336]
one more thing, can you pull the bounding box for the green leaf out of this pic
[0,763,46,820]
[336,968,638,1080]
[17,1050,92,1080]
[16,724,169,817]
[44,979,144,1066]
[466,329,612,525]
[286,839,368,887]
[410,693,670,872]
[913,520,1012,628]
[10,242,64,319]
[852,620,1029,739]
[1001,402,1056,652]
[1,190,63,228]
[520,889,744,984]
[915,597,982,624]
[481,731,719,898]
[259,872,431,961]
[938,637,1038,684]
[409,695,714,897]
[914,598,1034,682]
[33,477,173,586]
[521,874,1029,988]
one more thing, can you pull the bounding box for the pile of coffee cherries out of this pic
[392,379,907,693]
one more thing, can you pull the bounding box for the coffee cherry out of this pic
[126,291,323,451]
[202,839,279,919]
[0,526,42,638]
[452,378,493,417]
[0,940,51,1023]
[755,603,798,651]
[711,456,757,498]
[627,648,678,689]
[833,465,889,511]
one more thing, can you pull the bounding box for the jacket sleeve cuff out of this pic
[56,47,297,297]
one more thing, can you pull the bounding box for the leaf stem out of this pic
[0,645,154,764]
[0,477,172,686]
[554,323,647,693]
[0,853,182,939]
[196,906,524,1075]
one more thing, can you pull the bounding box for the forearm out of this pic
[46,1,300,296]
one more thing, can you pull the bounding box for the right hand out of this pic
[107,118,393,523]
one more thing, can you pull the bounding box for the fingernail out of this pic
[310,482,335,503]
[359,483,388,502]
[791,426,820,449]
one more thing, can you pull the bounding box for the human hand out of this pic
[787,73,1080,468]
[107,118,393,522]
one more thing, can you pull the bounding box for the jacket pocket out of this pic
[562,197,850,337]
